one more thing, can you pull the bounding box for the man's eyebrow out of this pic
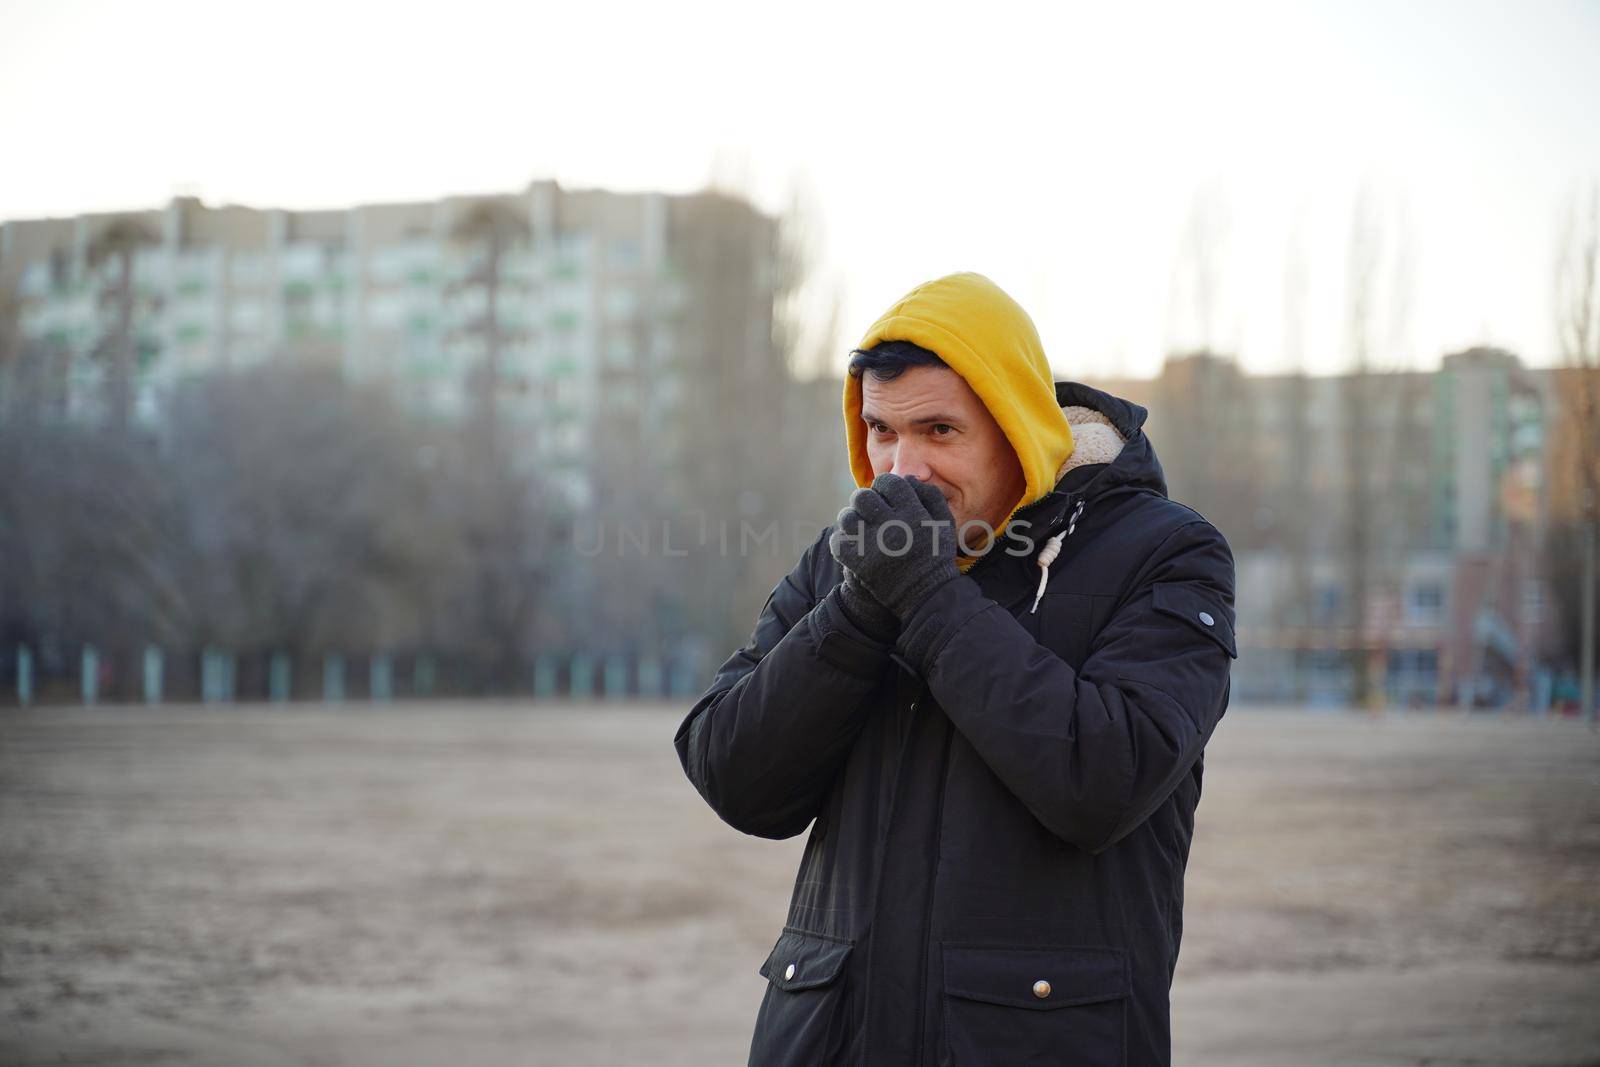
[860,411,965,427]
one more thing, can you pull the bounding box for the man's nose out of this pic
[889,440,933,483]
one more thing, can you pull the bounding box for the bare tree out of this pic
[449,198,530,466]
[659,190,824,658]
[86,217,159,432]
[1548,181,1600,719]
[1167,180,1232,357]
[440,199,561,690]
[772,176,850,529]
[773,176,843,381]
[1278,211,1316,702]
[0,360,493,700]
[0,421,189,698]
[160,363,468,688]
[0,284,22,420]
[1340,182,1414,708]
[1155,182,1263,550]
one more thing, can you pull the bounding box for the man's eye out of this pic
[870,422,892,435]
[932,424,955,436]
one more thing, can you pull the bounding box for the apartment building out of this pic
[0,181,780,510]
[1092,347,1556,708]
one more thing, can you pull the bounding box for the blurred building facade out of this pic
[1096,347,1558,709]
[0,183,789,510]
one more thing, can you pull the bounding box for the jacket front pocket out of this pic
[748,928,856,1067]
[939,944,1129,1067]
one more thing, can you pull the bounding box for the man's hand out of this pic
[828,474,960,621]
[834,567,901,643]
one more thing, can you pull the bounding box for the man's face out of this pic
[860,364,1026,547]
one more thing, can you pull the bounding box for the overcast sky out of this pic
[2,0,1597,378]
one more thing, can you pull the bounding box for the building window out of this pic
[1302,649,1348,679]
[229,254,269,287]
[1313,585,1343,624]
[366,291,407,330]
[230,299,265,332]
[606,337,636,369]
[608,238,640,270]
[1523,580,1543,625]
[1389,649,1439,675]
[606,288,637,320]
[1407,583,1445,624]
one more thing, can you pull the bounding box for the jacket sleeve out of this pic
[894,518,1237,854]
[673,528,895,840]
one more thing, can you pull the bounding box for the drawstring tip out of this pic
[1029,567,1050,614]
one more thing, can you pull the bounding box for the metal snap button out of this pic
[1032,979,1052,998]
[784,962,796,981]
[1199,611,1214,626]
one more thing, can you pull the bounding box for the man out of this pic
[674,272,1236,1066]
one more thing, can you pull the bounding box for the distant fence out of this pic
[3,643,707,707]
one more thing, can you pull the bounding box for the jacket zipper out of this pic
[862,674,925,1063]
[967,491,1086,581]
[909,720,953,1065]
[903,494,1084,1061]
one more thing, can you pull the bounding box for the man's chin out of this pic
[951,517,999,557]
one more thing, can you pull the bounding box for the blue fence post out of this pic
[370,653,393,702]
[638,656,663,698]
[668,659,695,699]
[143,645,163,705]
[604,654,628,699]
[569,653,592,700]
[81,645,99,706]
[533,655,557,700]
[269,652,292,703]
[17,646,33,707]
[201,647,220,704]
[412,654,436,697]
[323,653,345,703]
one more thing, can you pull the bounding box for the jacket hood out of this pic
[844,272,1076,516]
[962,380,1170,587]
[996,380,1169,604]
[1028,380,1166,521]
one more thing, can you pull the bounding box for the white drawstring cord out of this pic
[1029,532,1065,614]
[1030,499,1085,614]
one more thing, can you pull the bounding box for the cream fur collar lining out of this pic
[1055,405,1126,481]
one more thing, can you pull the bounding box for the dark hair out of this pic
[847,340,947,382]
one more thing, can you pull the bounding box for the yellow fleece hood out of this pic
[844,272,1075,562]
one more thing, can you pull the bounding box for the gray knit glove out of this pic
[834,568,901,643]
[828,474,960,621]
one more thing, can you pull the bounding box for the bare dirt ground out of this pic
[1,703,1597,1066]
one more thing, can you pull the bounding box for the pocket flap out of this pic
[1151,581,1237,659]
[943,945,1129,1010]
[759,929,853,992]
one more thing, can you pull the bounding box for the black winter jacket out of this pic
[674,382,1237,1066]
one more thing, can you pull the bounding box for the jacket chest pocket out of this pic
[749,929,856,1066]
[938,944,1129,1067]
